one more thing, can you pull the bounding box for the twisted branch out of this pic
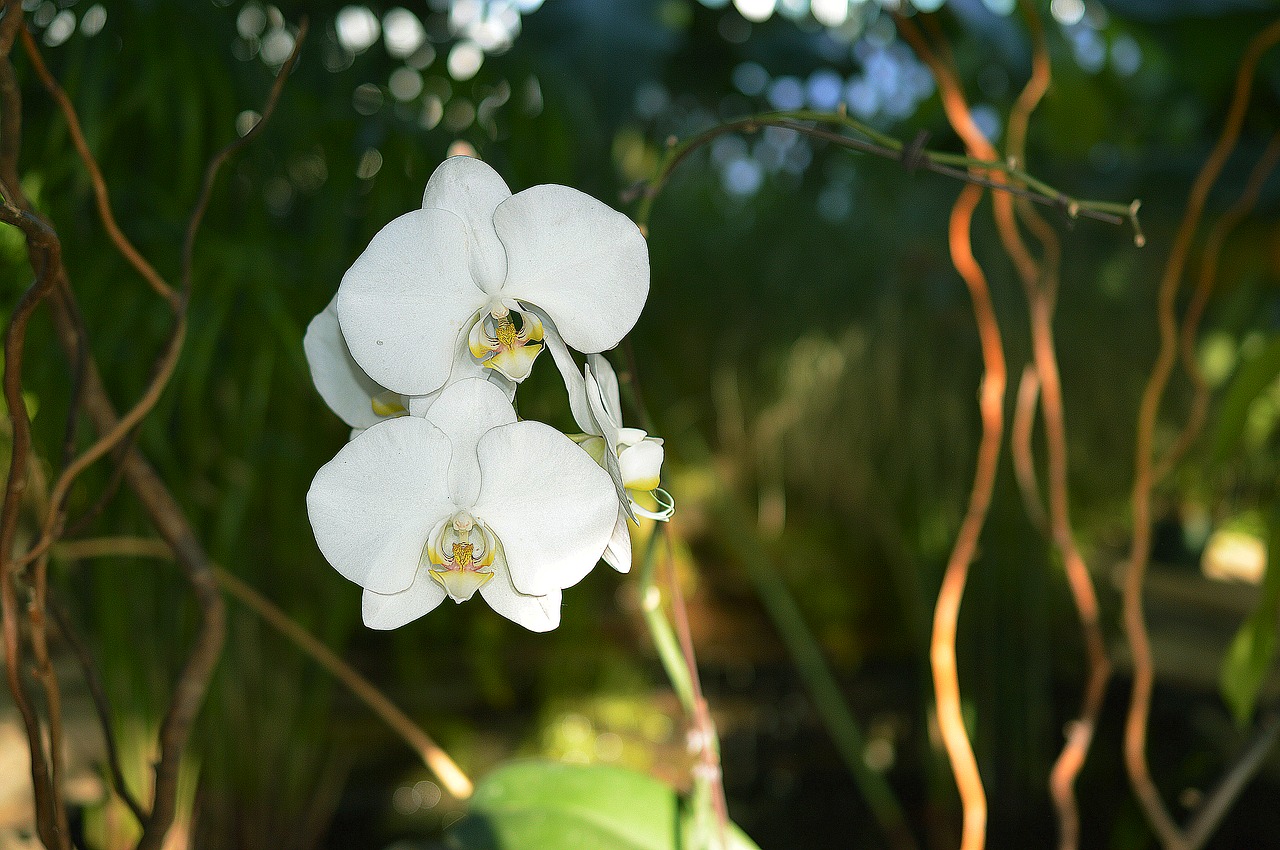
[1123,20,1280,848]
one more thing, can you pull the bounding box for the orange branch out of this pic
[935,180,1003,850]
[1124,20,1280,848]
[900,11,1111,847]
[1153,131,1280,483]
[1012,365,1048,534]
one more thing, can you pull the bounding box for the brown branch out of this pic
[932,179,1002,850]
[894,15,1012,848]
[0,10,73,836]
[18,27,175,305]
[46,281,226,850]
[1005,6,1111,847]
[3,17,308,848]
[901,9,1112,847]
[49,598,149,825]
[213,565,474,800]
[1012,366,1048,534]
[50,535,475,800]
[1152,131,1280,483]
[1124,20,1280,849]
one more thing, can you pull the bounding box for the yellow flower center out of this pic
[452,541,474,568]
[495,316,518,350]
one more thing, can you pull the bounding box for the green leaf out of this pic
[1212,335,1280,464]
[448,761,760,850]
[1220,504,1280,726]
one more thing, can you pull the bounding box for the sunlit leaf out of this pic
[448,760,760,850]
[1212,334,1280,464]
[1220,504,1280,726]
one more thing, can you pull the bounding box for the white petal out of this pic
[584,363,637,522]
[543,321,595,434]
[619,440,664,492]
[472,421,617,596]
[304,295,389,430]
[479,545,562,632]
[494,184,649,353]
[422,379,518,507]
[421,156,512,293]
[307,417,454,594]
[587,353,625,427]
[601,510,633,573]
[361,569,448,630]
[337,208,488,396]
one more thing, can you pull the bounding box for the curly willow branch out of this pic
[0,13,316,850]
[1152,131,1280,484]
[0,2,71,844]
[1124,19,1280,850]
[898,8,1113,847]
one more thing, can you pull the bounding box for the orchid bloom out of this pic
[335,156,649,396]
[552,351,674,573]
[306,379,617,632]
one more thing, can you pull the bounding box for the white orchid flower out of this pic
[306,378,617,632]
[549,349,674,573]
[335,155,650,396]
[304,295,513,436]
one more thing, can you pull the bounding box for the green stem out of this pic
[714,495,919,850]
[638,523,696,714]
[633,109,1143,245]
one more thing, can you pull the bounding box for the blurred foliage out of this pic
[4,0,1280,848]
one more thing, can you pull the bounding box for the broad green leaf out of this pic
[1212,335,1280,464]
[1220,504,1280,726]
[448,761,760,850]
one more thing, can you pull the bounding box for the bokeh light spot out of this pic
[80,5,106,37]
[43,9,74,46]
[389,67,424,101]
[383,8,426,58]
[336,5,380,53]
[733,0,776,24]
[447,40,484,81]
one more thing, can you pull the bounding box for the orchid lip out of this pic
[422,509,501,602]
[466,302,546,382]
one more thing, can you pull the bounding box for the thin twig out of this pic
[18,27,174,306]
[49,599,149,824]
[1123,21,1280,849]
[1184,712,1280,849]
[1152,131,1280,483]
[633,111,1140,238]
[983,5,1113,845]
[49,535,475,801]
[1012,366,1048,534]
[214,566,474,800]
[181,17,309,297]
